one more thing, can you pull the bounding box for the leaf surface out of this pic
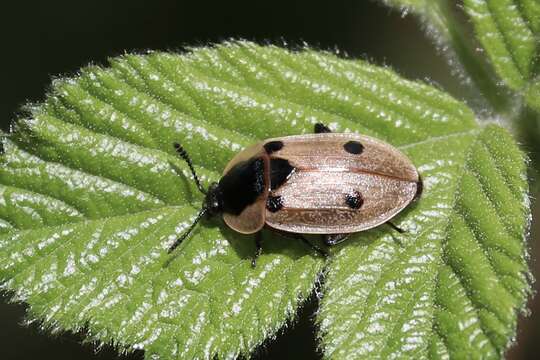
[463,0,539,92]
[318,125,530,359]
[0,42,530,359]
[461,0,540,168]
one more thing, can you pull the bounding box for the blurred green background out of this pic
[0,1,537,359]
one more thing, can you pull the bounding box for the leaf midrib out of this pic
[1,127,479,237]
[3,124,483,358]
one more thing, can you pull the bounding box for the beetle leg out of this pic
[385,222,405,247]
[251,232,263,268]
[314,123,332,133]
[386,221,405,233]
[298,235,329,258]
[323,233,349,246]
[269,228,328,258]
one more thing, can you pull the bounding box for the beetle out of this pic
[169,123,422,266]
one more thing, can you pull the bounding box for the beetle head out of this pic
[204,182,223,216]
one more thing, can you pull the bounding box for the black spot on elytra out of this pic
[264,141,284,154]
[344,141,364,155]
[345,191,363,209]
[270,158,295,190]
[218,157,266,215]
[314,123,332,133]
[267,195,283,212]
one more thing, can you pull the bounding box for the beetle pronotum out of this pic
[169,123,422,266]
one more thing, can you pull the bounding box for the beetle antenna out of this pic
[174,142,207,194]
[167,207,208,255]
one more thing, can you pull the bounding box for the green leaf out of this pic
[318,125,530,359]
[380,0,540,170]
[0,42,530,359]
[461,0,540,167]
[463,0,539,92]
[526,77,540,112]
[378,0,512,113]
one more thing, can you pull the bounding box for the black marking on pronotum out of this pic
[267,195,284,212]
[414,176,423,201]
[343,140,364,155]
[218,157,266,215]
[270,158,295,190]
[345,191,363,210]
[264,140,284,154]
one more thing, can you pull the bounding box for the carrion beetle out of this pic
[169,123,422,266]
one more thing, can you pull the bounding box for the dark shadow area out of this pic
[251,290,322,360]
[0,0,461,132]
[0,293,144,360]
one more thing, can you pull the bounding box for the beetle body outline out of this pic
[169,123,422,265]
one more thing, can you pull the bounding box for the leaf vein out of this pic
[484,0,527,79]
[130,55,259,142]
[224,45,391,140]
[258,47,429,139]
[326,219,446,355]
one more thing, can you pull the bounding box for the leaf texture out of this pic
[0,42,531,359]
[378,0,513,114]
[318,126,530,359]
[526,77,540,112]
[463,0,539,92]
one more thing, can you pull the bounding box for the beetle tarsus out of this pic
[385,221,405,247]
[314,123,332,133]
[269,228,328,259]
[392,236,404,247]
[251,233,263,268]
[386,221,405,234]
[284,232,328,258]
[323,233,349,246]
